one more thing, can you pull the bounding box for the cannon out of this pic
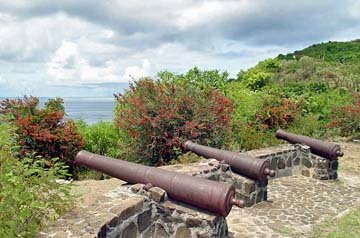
[183,141,275,181]
[275,129,344,160]
[75,150,244,217]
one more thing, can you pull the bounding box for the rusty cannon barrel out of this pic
[276,129,344,160]
[75,150,244,217]
[183,141,275,181]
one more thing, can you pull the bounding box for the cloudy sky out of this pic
[0,0,359,97]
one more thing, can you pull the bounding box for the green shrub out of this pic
[0,96,84,175]
[75,120,129,158]
[225,81,265,123]
[306,88,352,119]
[259,58,281,71]
[158,67,229,92]
[0,121,73,237]
[287,114,328,138]
[243,72,272,91]
[236,58,280,91]
[114,78,233,165]
[228,122,280,151]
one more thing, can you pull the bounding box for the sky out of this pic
[0,0,359,97]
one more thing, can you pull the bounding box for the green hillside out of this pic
[278,39,360,64]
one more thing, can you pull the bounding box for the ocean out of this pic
[1,97,116,124]
[59,97,116,124]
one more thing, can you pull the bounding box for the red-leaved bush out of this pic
[0,96,84,171]
[328,98,360,137]
[255,97,303,129]
[114,78,233,165]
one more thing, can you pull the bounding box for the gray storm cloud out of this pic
[0,0,359,96]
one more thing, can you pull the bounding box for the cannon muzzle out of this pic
[75,150,244,217]
[183,141,275,181]
[275,129,343,160]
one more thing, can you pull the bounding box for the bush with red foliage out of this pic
[0,96,84,171]
[328,97,360,137]
[255,97,303,129]
[114,78,233,165]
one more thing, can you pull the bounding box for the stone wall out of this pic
[132,185,228,238]
[162,159,267,207]
[246,143,339,180]
[246,144,301,178]
[39,183,227,238]
[299,145,339,180]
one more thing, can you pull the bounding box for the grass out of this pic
[311,207,360,237]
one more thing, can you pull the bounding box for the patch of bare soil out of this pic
[338,141,360,174]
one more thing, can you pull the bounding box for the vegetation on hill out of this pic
[278,39,360,64]
[1,40,359,170]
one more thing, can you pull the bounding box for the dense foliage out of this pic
[114,78,233,165]
[76,120,128,158]
[158,67,229,92]
[329,98,360,138]
[225,48,356,149]
[237,58,280,91]
[278,39,360,64]
[112,40,358,158]
[0,120,72,237]
[0,96,84,174]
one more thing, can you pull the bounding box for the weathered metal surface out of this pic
[183,141,275,181]
[75,150,244,217]
[276,129,344,160]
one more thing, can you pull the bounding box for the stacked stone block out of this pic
[130,184,228,238]
[39,183,227,238]
[162,159,268,207]
[247,144,301,178]
[298,144,339,180]
[220,169,267,207]
[247,144,339,180]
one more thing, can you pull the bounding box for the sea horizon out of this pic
[0,96,116,124]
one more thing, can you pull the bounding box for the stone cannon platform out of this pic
[40,142,359,238]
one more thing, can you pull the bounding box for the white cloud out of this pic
[47,40,132,85]
[46,40,152,85]
[349,0,360,18]
[47,41,84,83]
[175,1,255,31]
[0,12,16,22]
[0,12,122,63]
[122,59,151,82]
[0,75,6,84]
